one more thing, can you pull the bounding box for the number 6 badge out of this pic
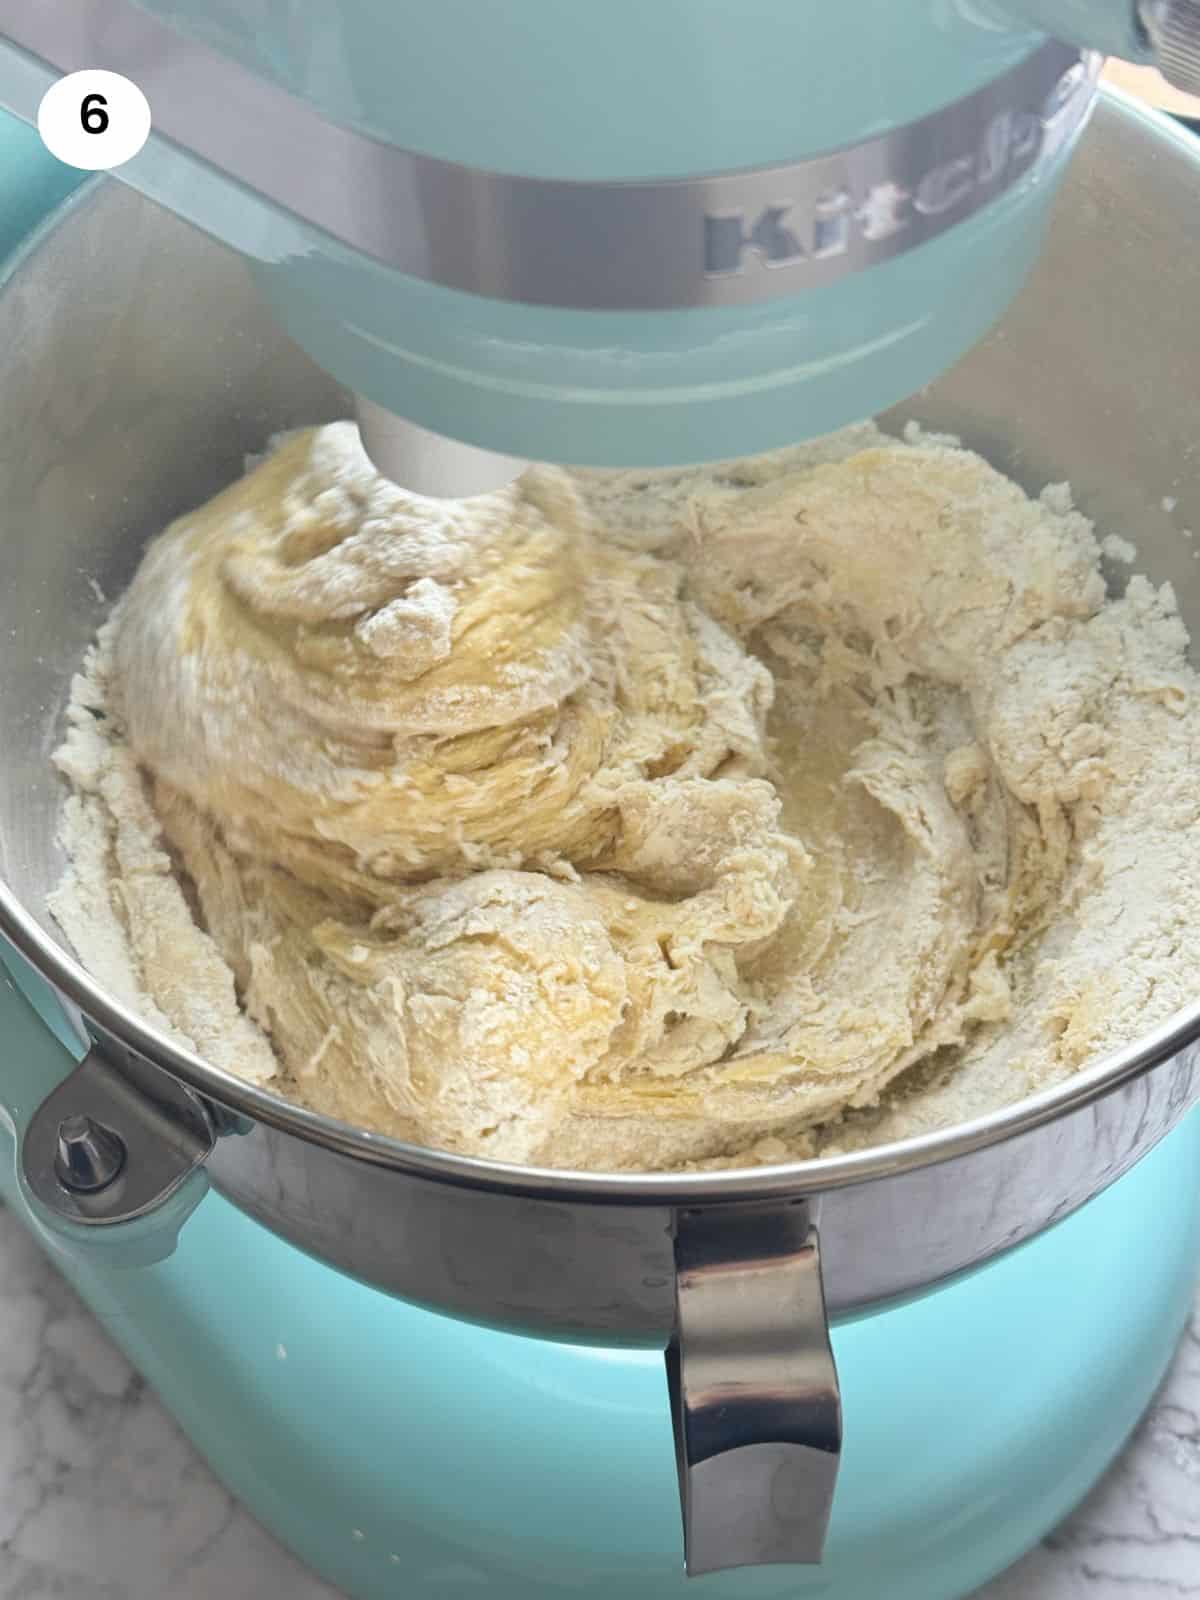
[38,70,151,171]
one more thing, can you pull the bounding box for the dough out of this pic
[51,421,1200,1169]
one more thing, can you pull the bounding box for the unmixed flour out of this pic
[48,421,1200,1170]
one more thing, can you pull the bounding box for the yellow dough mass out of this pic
[52,421,1200,1168]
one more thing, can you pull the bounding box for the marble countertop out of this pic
[0,1202,1196,1600]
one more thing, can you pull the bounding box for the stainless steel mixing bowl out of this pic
[1,91,1198,1574]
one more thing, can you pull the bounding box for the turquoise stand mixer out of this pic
[1,4,1200,1596]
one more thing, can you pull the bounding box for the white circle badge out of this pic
[37,70,152,171]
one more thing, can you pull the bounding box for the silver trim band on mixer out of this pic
[0,3,1098,309]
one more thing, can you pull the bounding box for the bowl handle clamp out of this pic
[668,1200,843,1573]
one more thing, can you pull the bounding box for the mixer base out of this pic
[0,961,1197,1600]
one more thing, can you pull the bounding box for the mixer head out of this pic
[0,1,1196,495]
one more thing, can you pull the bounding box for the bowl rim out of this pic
[4,88,1200,1206]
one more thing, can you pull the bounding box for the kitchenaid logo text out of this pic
[705,62,1093,278]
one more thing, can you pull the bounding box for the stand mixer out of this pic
[1,5,1200,1598]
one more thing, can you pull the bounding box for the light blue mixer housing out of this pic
[0,2,1198,1596]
